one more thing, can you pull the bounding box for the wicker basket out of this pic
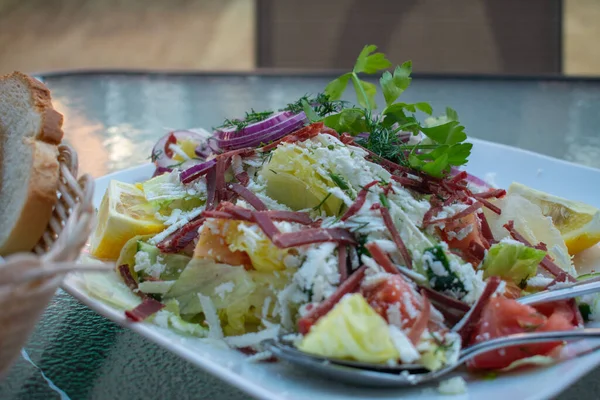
[0,144,104,378]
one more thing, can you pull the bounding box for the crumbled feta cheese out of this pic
[438,377,467,395]
[386,303,403,328]
[293,243,339,303]
[133,251,166,278]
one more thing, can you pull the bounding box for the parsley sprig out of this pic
[321,45,472,178]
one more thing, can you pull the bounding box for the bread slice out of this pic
[0,72,64,255]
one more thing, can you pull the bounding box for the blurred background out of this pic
[0,0,599,76]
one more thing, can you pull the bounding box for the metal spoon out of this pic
[267,328,600,387]
[265,279,600,387]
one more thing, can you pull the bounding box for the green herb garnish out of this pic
[321,45,472,178]
[216,108,274,131]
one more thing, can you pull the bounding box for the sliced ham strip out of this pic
[407,291,431,345]
[297,265,367,334]
[251,212,281,241]
[205,165,217,210]
[477,197,502,215]
[157,217,205,253]
[454,276,502,342]
[229,183,267,211]
[424,202,482,227]
[340,180,379,221]
[202,210,236,219]
[118,264,139,292]
[473,189,506,199]
[477,212,495,244]
[504,221,574,279]
[259,123,323,152]
[365,242,399,275]
[274,228,356,248]
[125,297,165,322]
[374,204,412,269]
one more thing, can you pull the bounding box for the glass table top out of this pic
[2,72,600,399]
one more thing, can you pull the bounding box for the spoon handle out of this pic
[518,279,600,306]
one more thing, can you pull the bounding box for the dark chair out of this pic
[256,0,563,75]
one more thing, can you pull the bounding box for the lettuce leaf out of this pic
[482,242,546,283]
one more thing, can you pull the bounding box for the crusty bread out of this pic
[0,72,64,256]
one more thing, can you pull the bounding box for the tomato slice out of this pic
[442,213,486,255]
[361,275,420,323]
[468,296,575,370]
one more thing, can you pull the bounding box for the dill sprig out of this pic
[215,108,274,131]
[282,93,348,118]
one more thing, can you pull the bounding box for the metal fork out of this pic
[266,279,600,387]
[267,328,600,387]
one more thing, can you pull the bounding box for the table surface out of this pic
[2,72,600,400]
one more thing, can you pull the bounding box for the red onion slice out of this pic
[216,111,297,139]
[217,113,307,150]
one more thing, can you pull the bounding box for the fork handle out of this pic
[518,279,600,306]
[459,328,600,364]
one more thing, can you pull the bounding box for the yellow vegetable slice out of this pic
[509,182,600,255]
[90,181,164,260]
[298,293,399,363]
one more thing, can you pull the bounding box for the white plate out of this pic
[63,138,600,400]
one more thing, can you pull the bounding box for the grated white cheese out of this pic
[262,296,272,319]
[224,325,280,348]
[293,242,339,303]
[438,377,467,395]
[214,281,235,299]
[198,294,223,339]
[526,274,554,288]
[149,207,205,244]
[388,325,420,363]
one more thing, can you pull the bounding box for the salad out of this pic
[89,45,600,375]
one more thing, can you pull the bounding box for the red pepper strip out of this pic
[163,132,177,158]
[338,245,348,282]
[477,197,502,215]
[297,265,367,334]
[477,212,495,244]
[376,204,413,269]
[424,202,483,227]
[365,242,400,275]
[251,212,281,241]
[274,228,356,248]
[504,221,575,280]
[229,182,267,211]
[455,276,502,342]
[407,290,431,345]
[340,180,379,221]
[125,297,165,322]
[118,264,139,292]
[472,189,507,199]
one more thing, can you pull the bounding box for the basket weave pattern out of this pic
[0,144,96,378]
